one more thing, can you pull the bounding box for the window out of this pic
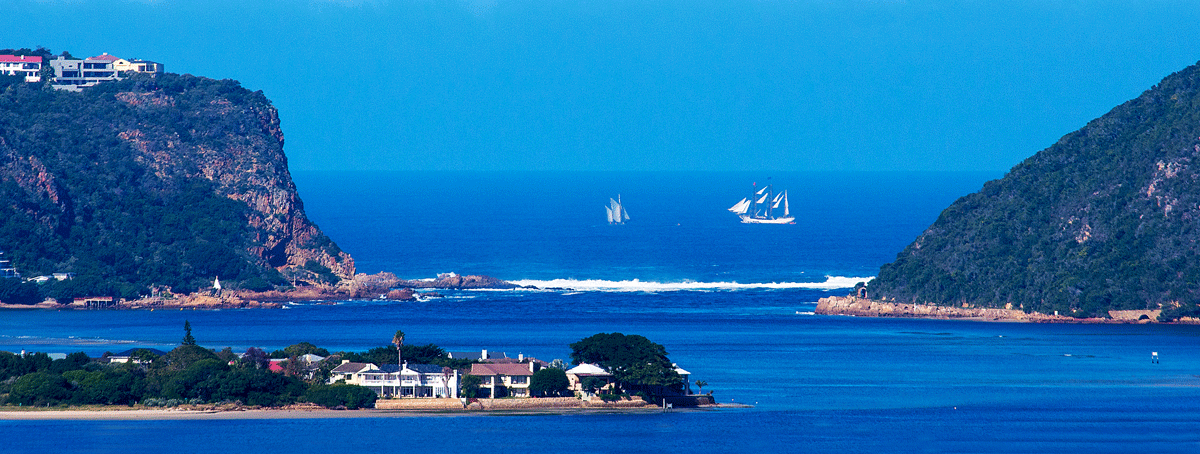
[511,376,527,385]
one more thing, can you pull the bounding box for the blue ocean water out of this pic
[4,171,1200,453]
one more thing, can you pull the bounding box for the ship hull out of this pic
[739,215,795,224]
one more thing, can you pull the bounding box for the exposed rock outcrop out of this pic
[0,72,353,294]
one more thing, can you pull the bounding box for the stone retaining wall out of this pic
[374,398,464,410]
[372,396,651,411]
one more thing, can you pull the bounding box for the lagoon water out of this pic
[3,171,1200,453]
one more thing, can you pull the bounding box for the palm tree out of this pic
[393,330,406,398]
[695,379,708,394]
[392,330,406,365]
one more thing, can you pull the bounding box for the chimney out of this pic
[341,359,349,365]
[519,353,524,362]
[482,349,488,359]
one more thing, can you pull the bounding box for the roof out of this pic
[87,53,121,62]
[363,363,444,374]
[470,363,533,376]
[405,363,444,374]
[487,357,551,367]
[674,366,691,375]
[298,353,325,363]
[0,55,42,63]
[330,362,375,373]
[449,350,508,360]
[565,363,611,376]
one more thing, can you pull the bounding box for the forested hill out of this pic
[0,72,353,300]
[866,60,1200,320]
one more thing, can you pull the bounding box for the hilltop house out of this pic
[50,53,163,91]
[0,250,19,279]
[329,360,458,398]
[0,55,42,83]
[105,348,167,364]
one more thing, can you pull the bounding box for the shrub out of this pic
[304,384,376,410]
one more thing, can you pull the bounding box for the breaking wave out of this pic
[506,275,871,292]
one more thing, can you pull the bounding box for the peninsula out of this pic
[0,48,524,310]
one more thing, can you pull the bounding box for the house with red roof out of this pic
[0,55,42,83]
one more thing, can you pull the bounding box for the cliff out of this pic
[864,60,1200,320]
[0,71,352,299]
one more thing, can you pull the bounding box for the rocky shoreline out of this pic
[0,273,521,311]
[815,296,1198,324]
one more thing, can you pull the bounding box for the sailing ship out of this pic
[606,195,630,225]
[728,183,794,224]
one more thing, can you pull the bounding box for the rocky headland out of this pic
[860,60,1200,321]
[815,295,1198,324]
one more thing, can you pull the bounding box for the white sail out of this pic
[783,192,790,216]
[608,196,627,224]
[728,198,750,214]
[756,186,768,195]
[772,192,784,204]
[756,192,770,204]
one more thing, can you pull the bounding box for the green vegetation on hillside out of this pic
[866,61,1200,319]
[0,56,348,301]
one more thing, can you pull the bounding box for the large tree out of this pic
[529,368,569,397]
[569,333,680,393]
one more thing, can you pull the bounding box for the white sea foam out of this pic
[506,275,872,292]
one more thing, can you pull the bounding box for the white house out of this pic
[329,360,458,398]
[0,55,42,83]
[565,363,615,397]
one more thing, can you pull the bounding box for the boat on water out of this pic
[728,184,794,224]
[606,195,630,225]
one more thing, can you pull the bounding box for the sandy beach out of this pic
[0,408,402,420]
[0,406,710,420]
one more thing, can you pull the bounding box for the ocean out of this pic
[3,171,1200,453]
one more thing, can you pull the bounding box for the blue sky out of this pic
[6,0,1200,172]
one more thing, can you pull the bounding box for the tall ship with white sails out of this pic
[728,184,794,224]
[606,195,630,225]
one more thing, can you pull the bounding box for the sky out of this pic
[5,0,1200,172]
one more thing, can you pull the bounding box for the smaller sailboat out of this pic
[729,183,794,224]
[606,195,630,225]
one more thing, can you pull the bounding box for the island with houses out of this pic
[0,328,717,415]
